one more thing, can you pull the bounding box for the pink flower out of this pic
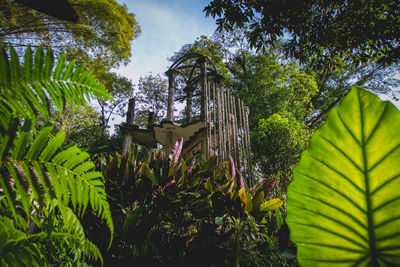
[237,170,245,189]
[229,155,236,179]
[266,179,276,194]
[163,179,176,190]
[169,137,183,165]
[187,157,196,175]
[252,178,266,193]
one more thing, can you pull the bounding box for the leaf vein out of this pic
[320,135,363,173]
[292,191,367,235]
[296,171,366,213]
[373,196,400,212]
[308,156,364,194]
[337,111,361,147]
[291,222,368,249]
[368,143,400,173]
[365,103,388,144]
[379,246,400,252]
[291,202,367,243]
[297,242,365,253]
[371,173,400,196]
[374,216,400,230]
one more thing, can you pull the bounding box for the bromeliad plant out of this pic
[100,138,283,265]
[0,45,113,266]
[287,87,400,266]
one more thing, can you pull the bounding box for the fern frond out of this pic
[0,215,103,266]
[0,44,113,131]
[0,118,19,161]
[0,215,45,266]
[1,125,114,243]
[50,232,103,265]
[0,44,114,262]
[0,47,10,88]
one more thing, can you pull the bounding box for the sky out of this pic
[115,0,217,85]
[108,0,217,131]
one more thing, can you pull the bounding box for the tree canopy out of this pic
[204,0,400,66]
[0,0,140,68]
[252,113,309,182]
[134,73,168,127]
[229,50,318,181]
[230,51,318,129]
[1,0,140,135]
[96,71,134,132]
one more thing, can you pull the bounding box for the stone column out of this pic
[165,69,176,121]
[185,86,194,123]
[122,98,135,155]
[126,98,135,124]
[200,58,207,122]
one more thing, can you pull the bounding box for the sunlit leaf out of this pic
[141,163,154,184]
[260,198,283,212]
[287,87,400,266]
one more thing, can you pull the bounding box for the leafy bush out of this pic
[252,112,310,191]
[96,139,286,265]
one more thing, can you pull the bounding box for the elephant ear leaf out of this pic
[287,87,400,266]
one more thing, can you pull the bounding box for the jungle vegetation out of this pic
[0,0,399,266]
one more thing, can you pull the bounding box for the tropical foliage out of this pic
[2,0,398,265]
[204,3,400,130]
[1,0,140,139]
[230,52,318,129]
[287,87,400,266]
[0,44,113,265]
[51,105,102,146]
[91,140,286,265]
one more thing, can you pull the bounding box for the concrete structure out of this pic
[120,53,254,186]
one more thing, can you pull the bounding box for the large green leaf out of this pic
[287,87,400,266]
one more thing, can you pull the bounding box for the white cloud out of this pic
[115,0,216,85]
[110,0,216,133]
